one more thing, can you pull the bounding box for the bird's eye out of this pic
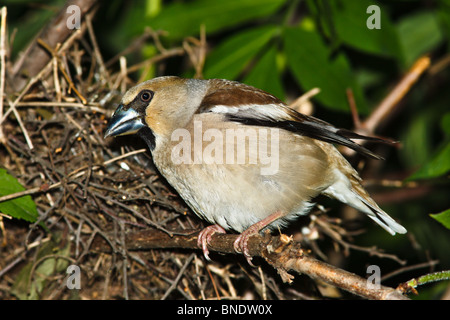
[140,90,153,102]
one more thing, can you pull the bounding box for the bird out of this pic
[104,76,406,264]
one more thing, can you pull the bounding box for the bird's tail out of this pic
[350,185,407,235]
[324,170,407,235]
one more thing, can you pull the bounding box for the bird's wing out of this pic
[197,80,385,160]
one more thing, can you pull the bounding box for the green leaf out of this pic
[204,25,279,80]
[430,209,450,230]
[283,27,367,112]
[11,234,71,300]
[0,168,38,223]
[441,113,450,136]
[408,141,450,180]
[329,0,402,59]
[397,11,444,66]
[243,45,285,100]
[400,111,435,168]
[149,0,286,40]
[8,0,65,59]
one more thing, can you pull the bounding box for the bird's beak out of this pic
[104,104,145,139]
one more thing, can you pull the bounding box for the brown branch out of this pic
[91,228,410,300]
[361,56,430,134]
[342,56,430,158]
[263,238,408,300]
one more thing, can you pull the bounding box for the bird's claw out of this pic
[197,224,226,261]
[233,232,256,266]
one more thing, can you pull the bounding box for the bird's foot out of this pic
[197,224,226,261]
[233,229,258,266]
[234,210,284,266]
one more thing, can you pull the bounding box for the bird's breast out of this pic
[150,117,333,232]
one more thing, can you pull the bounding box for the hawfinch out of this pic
[104,76,406,263]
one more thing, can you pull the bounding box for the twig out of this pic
[85,11,109,85]
[314,215,406,265]
[362,56,431,134]
[183,24,207,79]
[0,27,87,128]
[14,101,105,113]
[271,246,409,300]
[397,270,450,295]
[343,56,430,157]
[6,97,34,149]
[0,148,147,203]
[428,53,450,75]
[381,260,440,282]
[346,88,361,129]
[37,38,87,104]
[289,87,320,115]
[126,48,185,74]
[104,28,153,68]
[161,254,195,300]
[12,0,98,90]
[119,221,129,300]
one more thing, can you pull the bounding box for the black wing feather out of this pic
[226,112,384,160]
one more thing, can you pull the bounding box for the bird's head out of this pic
[104,76,208,149]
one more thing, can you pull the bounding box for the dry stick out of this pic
[104,28,153,68]
[183,24,207,79]
[126,48,185,75]
[53,49,62,102]
[346,88,362,130]
[0,7,31,149]
[314,215,406,264]
[161,254,195,300]
[278,249,409,300]
[0,27,86,128]
[344,56,431,158]
[381,260,440,282]
[289,87,320,115]
[91,229,410,300]
[362,56,431,134]
[428,53,450,75]
[110,56,127,93]
[119,221,130,300]
[0,17,89,148]
[0,148,147,203]
[37,38,87,104]
[15,101,106,113]
[119,56,127,93]
[85,11,109,84]
[12,0,98,91]
[5,97,34,149]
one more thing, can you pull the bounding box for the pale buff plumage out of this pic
[105,76,406,263]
